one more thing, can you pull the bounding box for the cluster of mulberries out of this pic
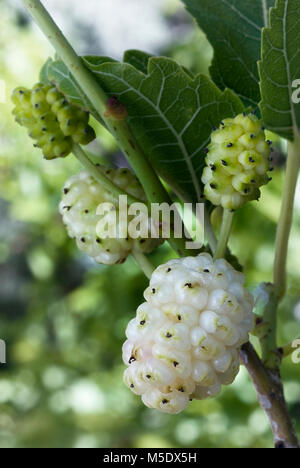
[12,83,95,159]
[202,113,272,210]
[123,254,254,414]
[59,168,163,265]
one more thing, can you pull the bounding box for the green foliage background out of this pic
[0,1,299,448]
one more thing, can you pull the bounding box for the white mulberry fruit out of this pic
[123,253,254,414]
[59,168,163,265]
[12,83,95,159]
[202,113,272,210]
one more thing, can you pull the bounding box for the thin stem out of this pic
[240,343,299,448]
[214,209,234,260]
[131,251,155,280]
[179,193,217,255]
[274,135,300,299]
[22,0,192,258]
[72,143,141,205]
[204,205,217,254]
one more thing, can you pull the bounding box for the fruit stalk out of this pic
[213,209,234,260]
[131,251,155,280]
[72,143,141,205]
[204,206,217,254]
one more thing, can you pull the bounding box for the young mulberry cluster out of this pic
[12,83,95,159]
[59,168,163,265]
[202,113,272,210]
[123,254,254,414]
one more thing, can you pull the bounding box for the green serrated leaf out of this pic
[39,57,53,84]
[83,56,117,70]
[124,49,195,79]
[48,59,95,112]
[181,0,274,110]
[259,0,300,140]
[123,49,153,74]
[89,57,244,201]
[47,56,116,117]
[48,55,243,201]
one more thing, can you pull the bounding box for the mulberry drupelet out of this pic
[123,253,254,414]
[12,83,96,159]
[202,113,272,210]
[59,168,163,265]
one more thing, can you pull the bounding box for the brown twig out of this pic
[240,342,299,448]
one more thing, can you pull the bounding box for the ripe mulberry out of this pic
[202,113,272,210]
[59,168,163,265]
[123,254,254,414]
[12,83,96,159]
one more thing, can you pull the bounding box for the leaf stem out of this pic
[72,143,142,205]
[131,251,155,280]
[22,0,192,257]
[274,135,300,299]
[213,209,234,260]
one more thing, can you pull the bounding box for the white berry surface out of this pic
[59,169,162,265]
[123,253,254,414]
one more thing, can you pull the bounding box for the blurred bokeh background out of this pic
[0,0,299,449]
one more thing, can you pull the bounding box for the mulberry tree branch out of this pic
[240,343,299,448]
[22,0,299,450]
[22,0,192,257]
[259,283,281,369]
[274,135,300,299]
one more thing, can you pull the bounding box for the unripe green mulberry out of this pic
[11,83,96,160]
[59,168,163,265]
[202,113,272,210]
[12,87,36,127]
[123,254,254,414]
